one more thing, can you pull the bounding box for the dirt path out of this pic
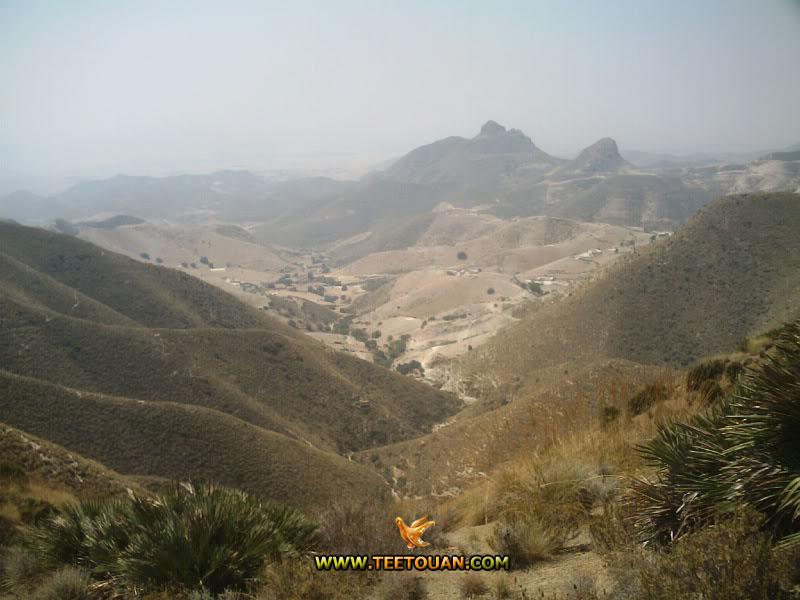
[371,525,610,599]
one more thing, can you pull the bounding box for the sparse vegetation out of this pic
[632,509,799,600]
[29,566,91,600]
[627,383,672,416]
[459,572,488,597]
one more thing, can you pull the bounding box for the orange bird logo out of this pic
[394,515,435,549]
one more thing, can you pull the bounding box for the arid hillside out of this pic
[456,192,800,399]
[0,222,462,507]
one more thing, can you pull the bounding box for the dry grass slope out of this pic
[0,424,139,499]
[0,371,387,509]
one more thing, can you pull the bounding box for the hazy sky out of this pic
[2,0,800,179]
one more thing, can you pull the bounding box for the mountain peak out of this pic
[571,137,627,172]
[479,120,507,136]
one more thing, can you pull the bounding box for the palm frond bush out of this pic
[30,481,318,593]
[632,321,800,547]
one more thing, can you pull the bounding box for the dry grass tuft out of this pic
[377,572,428,600]
[459,572,488,598]
[258,559,373,600]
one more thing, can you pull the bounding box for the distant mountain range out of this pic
[255,123,799,258]
[622,142,800,170]
[0,171,347,225]
[1,123,798,260]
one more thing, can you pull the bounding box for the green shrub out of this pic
[31,567,91,600]
[351,328,369,342]
[31,482,318,593]
[396,361,424,376]
[373,350,391,368]
[633,321,800,547]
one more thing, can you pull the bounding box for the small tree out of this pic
[457,251,467,260]
[199,256,209,265]
[351,328,369,342]
[155,257,163,264]
[487,288,495,295]
[371,330,382,339]
[140,252,150,260]
[181,262,189,268]
[396,360,424,375]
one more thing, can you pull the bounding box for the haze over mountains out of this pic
[3,122,798,241]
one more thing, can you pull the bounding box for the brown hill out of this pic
[456,192,800,399]
[0,222,461,505]
[0,372,386,509]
